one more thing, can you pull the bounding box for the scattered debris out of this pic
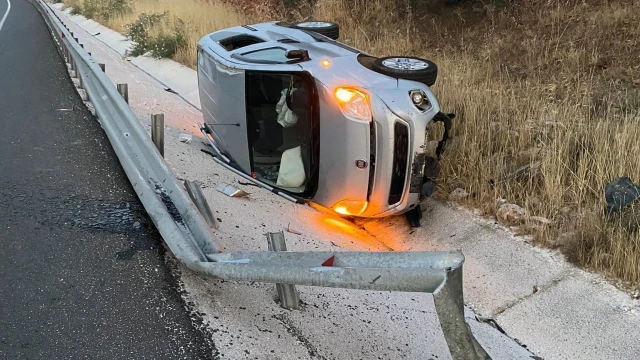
[92,32,100,36]
[122,57,130,61]
[238,180,260,188]
[178,133,193,144]
[164,87,178,94]
[286,223,302,235]
[53,104,74,111]
[604,177,640,214]
[532,284,539,294]
[631,289,640,300]
[216,183,249,198]
[496,203,525,225]
[448,187,469,201]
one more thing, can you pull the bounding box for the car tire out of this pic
[372,56,438,86]
[292,21,340,40]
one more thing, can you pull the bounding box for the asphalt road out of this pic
[0,0,216,358]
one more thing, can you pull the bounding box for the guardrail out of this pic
[32,1,490,358]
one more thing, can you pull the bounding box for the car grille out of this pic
[367,122,376,199]
[388,122,409,205]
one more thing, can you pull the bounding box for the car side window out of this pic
[242,48,289,63]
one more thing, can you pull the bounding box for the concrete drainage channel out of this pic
[32,1,491,358]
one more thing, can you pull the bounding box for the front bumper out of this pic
[360,85,439,217]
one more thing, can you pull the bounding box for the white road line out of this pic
[0,0,11,33]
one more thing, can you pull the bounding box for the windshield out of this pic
[245,71,319,196]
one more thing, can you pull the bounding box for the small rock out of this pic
[496,198,508,209]
[449,188,469,201]
[632,289,640,300]
[496,203,525,225]
[604,176,640,214]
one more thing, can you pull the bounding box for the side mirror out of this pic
[285,49,310,61]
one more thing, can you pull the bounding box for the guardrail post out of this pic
[266,232,300,310]
[151,114,165,157]
[433,267,490,360]
[184,180,218,229]
[99,63,105,72]
[73,37,78,43]
[80,43,84,49]
[116,84,128,103]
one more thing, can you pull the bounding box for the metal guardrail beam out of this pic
[32,2,491,358]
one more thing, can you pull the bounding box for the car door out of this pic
[197,47,251,173]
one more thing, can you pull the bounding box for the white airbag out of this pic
[276,89,298,128]
[277,146,306,188]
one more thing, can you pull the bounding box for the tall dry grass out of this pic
[64,0,248,67]
[310,0,640,284]
[62,0,640,284]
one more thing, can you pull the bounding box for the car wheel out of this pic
[372,56,438,86]
[293,21,340,40]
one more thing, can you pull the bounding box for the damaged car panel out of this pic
[197,21,452,224]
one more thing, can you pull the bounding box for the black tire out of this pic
[372,56,438,86]
[292,21,340,40]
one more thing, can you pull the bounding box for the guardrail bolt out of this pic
[116,83,128,104]
[267,232,300,310]
[151,114,165,158]
[99,63,105,72]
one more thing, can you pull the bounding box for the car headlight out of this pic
[335,87,372,123]
[409,90,432,111]
[332,199,368,216]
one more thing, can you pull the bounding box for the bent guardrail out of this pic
[32,1,490,358]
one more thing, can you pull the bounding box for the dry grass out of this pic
[63,0,248,67]
[63,0,640,284]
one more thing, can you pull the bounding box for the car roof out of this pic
[204,22,361,61]
[199,22,400,90]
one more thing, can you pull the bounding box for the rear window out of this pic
[218,35,264,51]
[242,48,290,63]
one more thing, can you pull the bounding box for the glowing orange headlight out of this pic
[334,87,371,122]
[332,200,368,216]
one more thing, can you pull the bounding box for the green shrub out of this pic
[74,0,132,20]
[126,12,186,59]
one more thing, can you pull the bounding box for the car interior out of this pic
[246,72,313,193]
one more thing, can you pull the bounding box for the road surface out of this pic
[0,0,216,358]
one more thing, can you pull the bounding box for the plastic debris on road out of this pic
[179,133,193,144]
[216,183,250,198]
